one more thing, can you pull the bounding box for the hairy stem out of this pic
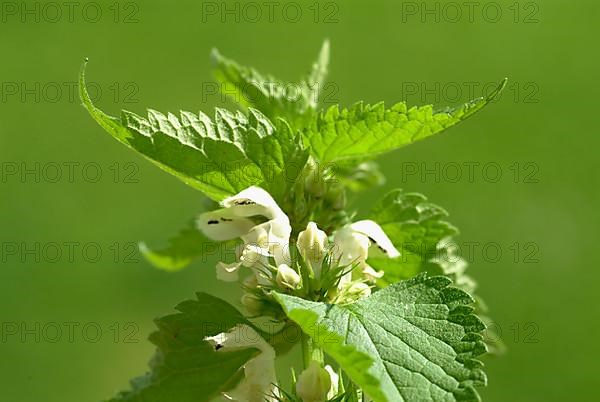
[301,333,324,368]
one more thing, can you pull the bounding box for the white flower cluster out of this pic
[199,186,398,402]
[198,186,399,302]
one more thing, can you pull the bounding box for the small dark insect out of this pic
[234,199,256,205]
[208,220,219,225]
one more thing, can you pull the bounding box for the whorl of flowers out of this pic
[198,186,399,307]
[198,186,398,401]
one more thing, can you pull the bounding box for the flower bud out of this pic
[276,264,301,290]
[297,222,329,278]
[349,161,385,190]
[304,161,327,198]
[242,275,258,290]
[296,361,332,402]
[325,183,346,211]
[241,294,264,316]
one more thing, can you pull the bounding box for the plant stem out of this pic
[301,333,324,368]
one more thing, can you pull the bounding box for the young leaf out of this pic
[274,274,487,402]
[139,219,210,272]
[79,61,308,202]
[106,293,258,402]
[371,190,459,254]
[302,79,507,164]
[211,40,330,128]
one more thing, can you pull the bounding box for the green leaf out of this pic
[302,79,507,164]
[368,190,501,356]
[274,274,487,402]
[211,40,330,128]
[106,293,258,402]
[368,189,459,285]
[80,61,308,202]
[371,190,458,254]
[139,219,210,272]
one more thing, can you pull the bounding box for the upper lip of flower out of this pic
[221,186,288,220]
[198,186,291,242]
[348,220,400,258]
[198,186,292,270]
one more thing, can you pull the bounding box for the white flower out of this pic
[297,222,329,278]
[197,186,292,281]
[350,220,400,259]
[205,325,278,402]
[333,220,399,286]
[324,365,339,399]
[276,264,301,290]
[242,220,291,267]
[333,227,370,267]
[296,360,332,402]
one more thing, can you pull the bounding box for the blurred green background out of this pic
[1,0,597,401]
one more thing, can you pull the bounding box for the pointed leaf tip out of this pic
[487,77,508,101]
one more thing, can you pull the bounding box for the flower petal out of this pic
[205,325,278,402]
[243,219,292,267]
[197,210,255,241]
[221,186,286,220]
[362,264,384,282]
[350,220,400,258]
[216,261,242,282]
[324,365,339,399]
[332,227,370,267]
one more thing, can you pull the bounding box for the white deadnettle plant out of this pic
[82,41,500,402]
[197,186,400,401]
